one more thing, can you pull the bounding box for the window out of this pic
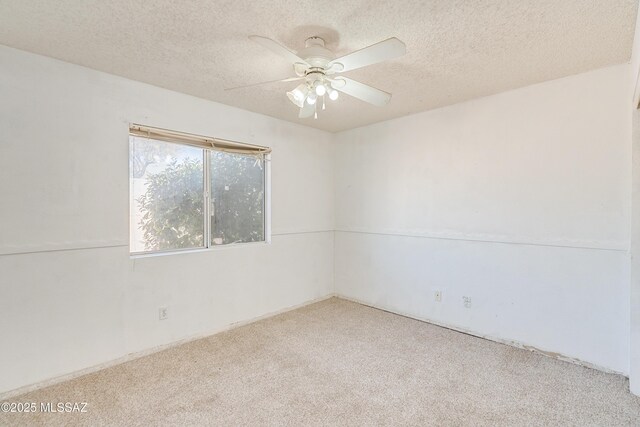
[129,125,270,255]
[210,151,265,245]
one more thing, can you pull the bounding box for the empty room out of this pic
[2,0,640,425]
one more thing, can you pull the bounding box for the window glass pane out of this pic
[129,136,205,253]
[210,151,265,245]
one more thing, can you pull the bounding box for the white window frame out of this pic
[129,124,271,257]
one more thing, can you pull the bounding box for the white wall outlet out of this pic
[434,290,442,302]
[463,296,472,308]
[159,306,169,320]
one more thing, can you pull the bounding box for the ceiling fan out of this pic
[227,35,406,119]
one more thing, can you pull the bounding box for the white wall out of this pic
[629,4,640,396]
[334,65,631,374]
[0,45,335,395]
[631,108,639,394]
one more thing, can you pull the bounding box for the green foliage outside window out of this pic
[137,158,204,251]
[210,151,265,245]
[134,147,265,251]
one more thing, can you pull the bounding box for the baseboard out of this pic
[335,294,625,377]
[3,292,623,400]
[0,293,337,400]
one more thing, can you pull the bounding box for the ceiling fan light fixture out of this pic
[328,87,339,101]
[314,81,327,96]
[286,84,308,108]
[307,92,317,105]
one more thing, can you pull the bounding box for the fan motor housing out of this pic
[299,37,333,68]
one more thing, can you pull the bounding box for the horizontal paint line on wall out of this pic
[271,229,334,236]
[0,230,334,258]
[335,229,628,252]
[0,242,129,257]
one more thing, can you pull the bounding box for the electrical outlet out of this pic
[434,290,442,302]
[462,296,472,309]
[159,306,169,320]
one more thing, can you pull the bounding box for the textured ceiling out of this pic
[0,0,637,132]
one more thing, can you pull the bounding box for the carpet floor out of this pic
[2,297,639,426]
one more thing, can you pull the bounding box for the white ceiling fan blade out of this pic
[331,77,391,107]
[249,35,309,66]
[225,76,302,91]
[329,38,406,72]
[299,102,315,118]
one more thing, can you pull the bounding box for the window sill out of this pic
[129,240,271,259]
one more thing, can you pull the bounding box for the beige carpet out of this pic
[2,298,639,426]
